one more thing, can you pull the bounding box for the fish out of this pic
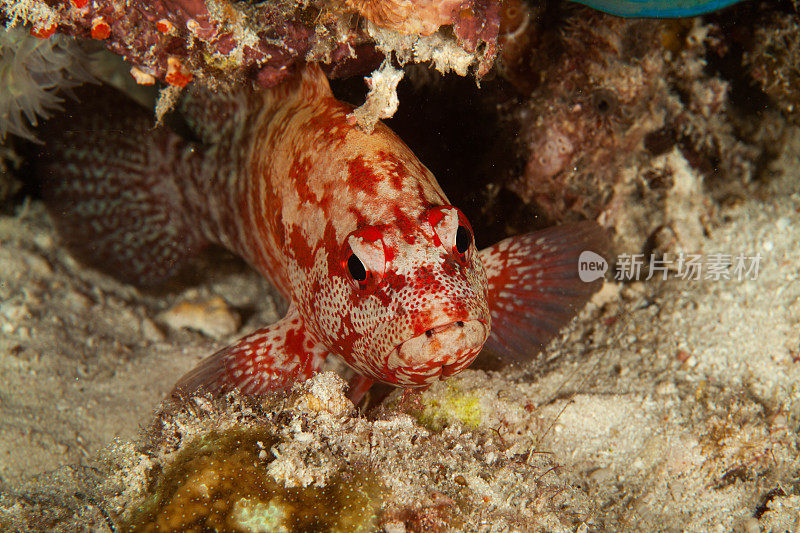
[36,65,607,400]
[570,0,743,17]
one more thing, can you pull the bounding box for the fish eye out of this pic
[341,226,387,292]
[455,224,471,255]
[347,253,367,282]
[427,205,474,262]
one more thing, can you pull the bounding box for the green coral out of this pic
[124,427,384,533]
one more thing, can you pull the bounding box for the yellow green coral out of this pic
[418,383,483,431]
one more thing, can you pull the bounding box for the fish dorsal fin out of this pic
[179,63,333,146]
[297,63,334,100]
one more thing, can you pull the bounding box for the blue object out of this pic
[569,0,743,17]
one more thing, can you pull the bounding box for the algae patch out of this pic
[417,383,483,431]
[125,427,384,533]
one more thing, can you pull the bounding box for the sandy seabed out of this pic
[0,129,799,530]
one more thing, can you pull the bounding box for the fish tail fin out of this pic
[36,85,210,287]
[170,306,329,399]
[479,221,610,361]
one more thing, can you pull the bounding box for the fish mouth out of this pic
[381,319,489,387]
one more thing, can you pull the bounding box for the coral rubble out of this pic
[126,427,383,532]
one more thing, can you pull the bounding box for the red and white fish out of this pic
[37,65,606,400]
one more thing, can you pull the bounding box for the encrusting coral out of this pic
[125,427,384,532]
[0,0,501,91]
[0,0,503,136]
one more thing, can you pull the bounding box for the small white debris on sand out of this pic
[293,371,353,418]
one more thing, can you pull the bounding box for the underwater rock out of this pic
[159,296,241,341]
[342,0,466,35]
[499,9,677,226]
[496,5,768,254]
[744,12,800,126]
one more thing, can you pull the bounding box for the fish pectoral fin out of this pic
[170,304,329,399]
[478,221,610,362]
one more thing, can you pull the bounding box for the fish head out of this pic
[309,205,491,387]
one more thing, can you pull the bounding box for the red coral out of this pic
[30,24,56,39]
[90,16,110,39]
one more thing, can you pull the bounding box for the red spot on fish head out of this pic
[285,224,316,272]
[347,207,369,229]
[347,156,378,196]
[376,150,409,192]
[322,223,339,277]
[440,254,461,277]
[392,206,419,244]
[303,101,351,146]
[289,155,323,207]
